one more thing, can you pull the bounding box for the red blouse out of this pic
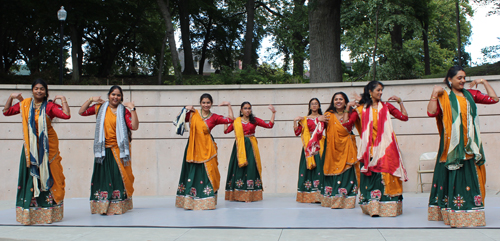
[80,104,133,130]
[294,118,320,136]
[224,117,274,135]
[185,111,233,131]
[3,101,70,120]
[427,89,498,117]
[342,102,408,131]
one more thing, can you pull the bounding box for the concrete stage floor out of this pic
[1,192,500,229]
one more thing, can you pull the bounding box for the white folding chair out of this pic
[416,152,437,193]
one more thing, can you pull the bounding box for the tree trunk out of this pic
[455,0,462,66]
[158,33,168,84]
[390,24,403,51]
[242,0,256,70]
[70,25,80,82]
[372,4,380,81]
[199,17,212,75]
[423,22,431,75]
[308,0,342,83]
[178,0,197,75]
[157,0,182,84]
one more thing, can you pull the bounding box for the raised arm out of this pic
[268,104,276,124]
[79,96,104,115]
[469,78,499,102]
[219,101,234,120]
[3,93,23,114]
[427,85,445,115]
[387,95,408,118]
[293,116,304,136]
[123,101,139,130]
[53,95,70,116]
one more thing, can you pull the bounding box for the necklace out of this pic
[335,109,345,115]
[202,111,211,119]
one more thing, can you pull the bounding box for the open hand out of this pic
[123,101,135,109]
[268,104,276,113]
[219,101,231,106]
[469,78,485,89]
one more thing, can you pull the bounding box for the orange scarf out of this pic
[323,112,358,175]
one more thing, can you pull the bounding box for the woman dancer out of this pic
[345,80,408,217]
[175,93,234,210]
[293,98,325,203]
[79,85,139,215]
[427,66,498,227]
[224,102,275,202]
[321,92,359,209]
[3,79,70,225]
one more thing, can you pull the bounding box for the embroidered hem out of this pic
[90,198,133,215]
[360,200,402,217]
[175,195,217,210]
[226,190,263,202]
[428,206,485,227]
[16,204,64,225]
[321,195,356,209]
[296,191,321,203]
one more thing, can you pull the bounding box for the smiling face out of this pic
[108,88,122,107]
[448,70,466,91]
[309,99,320,113]
[369,84,384,101]
[200,98,212,112]
[241,103,252,117]
[32,84,46,102]
[333,94,346,111]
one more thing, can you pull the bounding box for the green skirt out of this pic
[358,162,403,217]
[16,147,63,225]
[90,148,132,215]
[225,137,263,202]
[428,159,485,227]
[296,147,323,203]
[175,140,217,210]
[321,166,358,209]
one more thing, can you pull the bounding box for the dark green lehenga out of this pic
[296,147,323,203]
[90,148,132,215]
[16,147,63,225]
[428,159,485,227]
[358,163,403,217]
[225,137,263,202]
[175,141,217,210]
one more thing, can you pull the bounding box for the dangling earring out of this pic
[370,94,372,98]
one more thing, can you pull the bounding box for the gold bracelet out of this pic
[62,101,67,103]
[88,97,93,103]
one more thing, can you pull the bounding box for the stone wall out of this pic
[1,76,499,200]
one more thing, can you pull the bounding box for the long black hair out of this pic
[108,85,124,102]
[240,101,256,124]
[307,98,323,115]
[359,80,384,108]
[199,93,213,104]
[444,65,465,89]
[325,92,349,113]
[31,78,49,102]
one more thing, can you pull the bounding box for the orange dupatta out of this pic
[322,112,358,176]
[185,110,220,191]
[234,117,263,182]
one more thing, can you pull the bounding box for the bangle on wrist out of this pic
[88,97,93,103]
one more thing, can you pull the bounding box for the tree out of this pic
[309,0,342,82]
[157,0,182,83]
